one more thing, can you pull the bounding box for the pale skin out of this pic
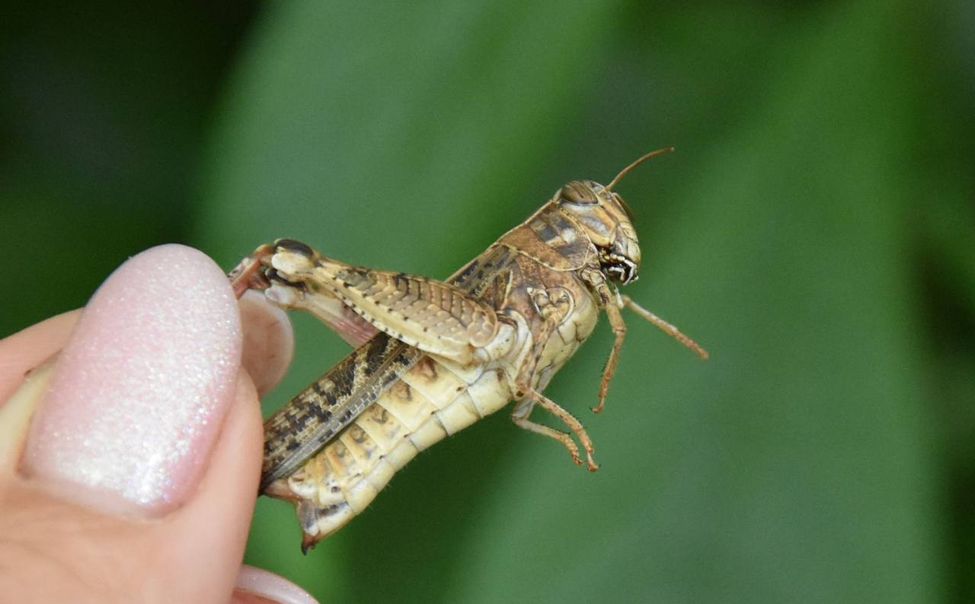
[0,312,254,602]
[0,294,312,602]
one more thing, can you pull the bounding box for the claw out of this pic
[228,244,275,298]
[585,454,600,472]
[301,534,317,555]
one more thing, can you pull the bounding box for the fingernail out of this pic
[0,359,56,474]
[21,244,242,515]
[233,566,319,604]
[238,290,293,398]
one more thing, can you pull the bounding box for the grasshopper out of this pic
[229,148,708,551]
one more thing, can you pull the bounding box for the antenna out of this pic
[605,147,675,192]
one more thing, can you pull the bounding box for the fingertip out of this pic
[20,244,242,514]
[0,360,56,474]
[239,291,294,398]
[0,310,80,401]
[233,565,319,604]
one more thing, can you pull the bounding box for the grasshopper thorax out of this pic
[557,179,642,285]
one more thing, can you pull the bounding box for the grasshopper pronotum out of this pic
[230,149,708,551]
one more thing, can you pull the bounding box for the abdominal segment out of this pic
[275,355,511,549]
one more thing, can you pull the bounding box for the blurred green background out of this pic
[2,1,973,602]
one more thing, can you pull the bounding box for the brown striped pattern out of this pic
[260,244,515,491]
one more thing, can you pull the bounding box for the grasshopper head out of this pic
[556,148,675,286]
[558,179,642,285]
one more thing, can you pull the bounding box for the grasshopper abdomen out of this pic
[272,354,510,549]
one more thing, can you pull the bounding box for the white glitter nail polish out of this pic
[22,244,242,514]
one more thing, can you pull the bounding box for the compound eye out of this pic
[615,194,635,222]
[560,180,599,204]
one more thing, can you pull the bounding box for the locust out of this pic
[229,148,708,552]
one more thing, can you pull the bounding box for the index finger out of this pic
[0,312,80,474]
[0,311,79,405]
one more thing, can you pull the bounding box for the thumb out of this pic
[0,244,312,603]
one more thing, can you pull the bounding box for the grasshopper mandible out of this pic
[229,148,708,551]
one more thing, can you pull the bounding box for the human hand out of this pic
[0,245,317,603]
